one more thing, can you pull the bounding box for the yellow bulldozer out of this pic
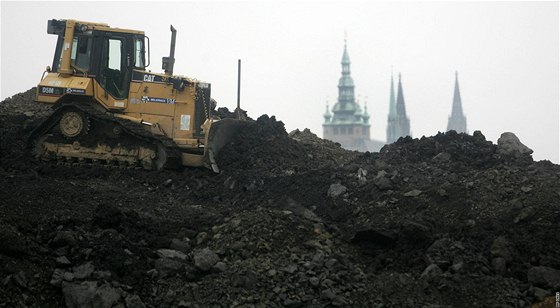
[30,19,245,172]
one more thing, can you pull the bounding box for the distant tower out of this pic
[386,73,411,142]
[323,37,371,151]
[386,72,398,143]
[446,71,467,133]
[323,97,332,123]
[363,96,370,125]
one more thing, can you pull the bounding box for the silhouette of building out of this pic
[386,73,411,143]
[324,43,470,149]
[446,71,467,133]
[323,39,384,152]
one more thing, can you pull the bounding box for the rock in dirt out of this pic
[373,171,393,190]
[125,294,146,308]
[328,184,347,198]
[497,132,533,157]
[421,264,443,282]
[527,266,560,289]
[154,258,184,277]
[193,248,219,272]
[404,189,422,197]
[432,152,451,163]
[156,249,187,261]
[50,269,65,286]
[56,256,72,266]
[425,238,462,269]
[62,281,98,308]
[169,238,191,253]
[212,261,227,272]
[230,270,258,289]
[73,262,95,280]
[52,231,78,247]
[92,283,121,308]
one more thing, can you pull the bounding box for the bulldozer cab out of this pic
[48,19,146,100]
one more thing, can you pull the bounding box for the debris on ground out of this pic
[1,88,559,307]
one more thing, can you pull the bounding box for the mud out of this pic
[0,88,559,307]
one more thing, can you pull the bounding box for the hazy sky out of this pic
[1,1,558,162]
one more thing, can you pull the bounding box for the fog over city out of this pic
[1,1,558,162]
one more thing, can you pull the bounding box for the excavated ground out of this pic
[1,88,559,308]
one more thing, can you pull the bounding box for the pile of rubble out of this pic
[0,89,559,307]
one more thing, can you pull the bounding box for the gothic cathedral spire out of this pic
[387,72,411,143]
[386,72,397,143]
[446,71,467,133]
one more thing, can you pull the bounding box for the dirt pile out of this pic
[1,89,559,307]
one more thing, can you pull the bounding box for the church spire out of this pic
[451,71,463,116]
[396,73,408,118]
[336,36,356,108]
[446,71,467,133]
[386,70,399,143]
[388,72,411,140]
[388,70,397,118]
[363,96,370,124]
[341,36,351,74]
[323,97,332,123]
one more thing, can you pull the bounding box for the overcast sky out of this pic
[1,1,558,162]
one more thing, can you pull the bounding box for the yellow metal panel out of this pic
[59,20,76,75]
[36,73,94,105]
[129,82,141,94]
[93,82,128,110]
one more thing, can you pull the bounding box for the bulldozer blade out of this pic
[203,118,249,173]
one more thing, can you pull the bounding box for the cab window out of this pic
[71,36,92,71]
[134,38,144,68]
[108,39,122,70]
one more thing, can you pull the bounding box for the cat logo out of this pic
[143,74,155,82]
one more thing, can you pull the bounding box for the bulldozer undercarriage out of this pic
[29,103,180,171]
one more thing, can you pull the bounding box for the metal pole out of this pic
[237,59,241,119]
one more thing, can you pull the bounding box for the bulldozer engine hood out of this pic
[37,73,93,102]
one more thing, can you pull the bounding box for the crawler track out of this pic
[27,102,181,170]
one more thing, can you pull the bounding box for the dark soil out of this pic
[1,88,559,307]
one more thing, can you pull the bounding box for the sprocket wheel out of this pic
[60,110,89,138]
